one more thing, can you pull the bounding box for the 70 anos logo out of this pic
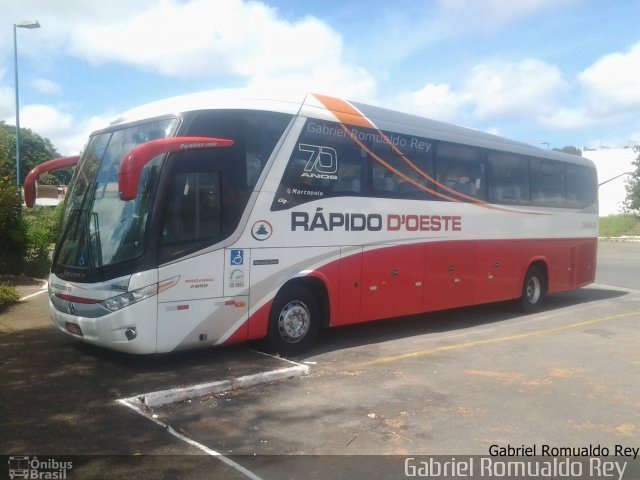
[299,144,338,180]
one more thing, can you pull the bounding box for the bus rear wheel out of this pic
[519,266,546,313]
[267,285,320,356]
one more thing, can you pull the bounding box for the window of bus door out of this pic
[158,110,292,261]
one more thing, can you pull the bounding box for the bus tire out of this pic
[267,285,320,356]
[519,266,546,313]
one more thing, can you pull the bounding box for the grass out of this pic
[599,214,640,237]
[0,283,20,312]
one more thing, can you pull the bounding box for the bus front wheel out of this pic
[519,266,546,313]
[267,285,320,356]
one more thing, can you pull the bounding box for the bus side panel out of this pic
[549,240,574,293]
[246,300,273,341]
[360,243,424,322]
[423,241,476,312]
[576,239,597,286]
[330,246,362,327]
[474,240,519,304]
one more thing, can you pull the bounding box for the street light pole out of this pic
[13,20,41,191]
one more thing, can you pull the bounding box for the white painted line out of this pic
[19,282,48,302]
[121,364,310,408]
[117,399,265,480]
[117,356,311,480]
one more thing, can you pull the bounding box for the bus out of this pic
[25,91,598,355]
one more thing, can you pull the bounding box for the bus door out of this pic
[154,166,249,351]
[423,241,476,312]
[360,243,424,322]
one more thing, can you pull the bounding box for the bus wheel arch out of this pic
[519,260,548,313]
[266,277,328,356]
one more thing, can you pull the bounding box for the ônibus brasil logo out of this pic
[251,220,273,241]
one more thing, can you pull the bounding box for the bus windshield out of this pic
[55,118,178,273]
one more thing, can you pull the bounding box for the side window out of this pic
[531,159,565,206]
[370,131,435,200]
[487,151,530,204]
[435,142,486,200]
[273,120,367,209]
[566,164,597,208]
[271,119,436,210]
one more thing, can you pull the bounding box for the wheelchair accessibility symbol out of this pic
[230,249,244,265]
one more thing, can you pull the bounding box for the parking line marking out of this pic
[117,399,265,480]
[19,282,48,302]
[116,353,310,479]
[352,310,640,368]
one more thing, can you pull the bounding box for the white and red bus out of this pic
[25,92,598,355]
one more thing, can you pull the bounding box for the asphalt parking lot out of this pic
[1,241,639,479]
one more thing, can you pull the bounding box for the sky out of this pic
[1,0,639,156]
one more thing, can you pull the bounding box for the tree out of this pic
[553,146,582,156]
[0,121,67,185]
[0,174,27,273]
[0,123,64,274]
[624,146,640,214]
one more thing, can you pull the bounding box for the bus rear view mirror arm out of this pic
[24,155,80,208]
[118,137,235,201]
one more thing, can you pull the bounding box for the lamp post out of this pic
[13,20,41,191]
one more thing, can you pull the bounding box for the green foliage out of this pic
[624,146,640,214]
[23,204,64,259]
[0,283,20,311]
[0,176,27,274]
[0,121,66,185]
[599,214,640,237]
[553,146,582,156]
[0,122,69,277]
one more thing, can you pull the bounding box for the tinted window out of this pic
[487,151,530,204]
[566,164,597,208]
[435,142,486,200]
[531,158,565,206]
[272,119,436,210]
[159,110,291,261]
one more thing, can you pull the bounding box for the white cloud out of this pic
[437,0,576,31]
[538,107,595,130]
[7,104,111,155]
[392,59,567,124]
[464,60,568,119]
[537,43,640,131]
[578,42,640,117]
[392,83,470,122]
[31,78,62,96]
[62,0,375,98]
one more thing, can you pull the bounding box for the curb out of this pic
[599,236,640,242]
[120,363,310,408]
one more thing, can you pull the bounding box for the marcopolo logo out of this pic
[8,456,73,479]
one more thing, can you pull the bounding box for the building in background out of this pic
[583,147,637,216]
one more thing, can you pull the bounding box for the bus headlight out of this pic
[102,284,158,312]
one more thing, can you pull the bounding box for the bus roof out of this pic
[106,90,593,168]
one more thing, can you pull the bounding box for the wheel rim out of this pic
[526,276,541,304]
[278,300,310,343]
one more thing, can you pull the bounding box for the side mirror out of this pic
[118,137,234,201]
[23,155,80,208]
